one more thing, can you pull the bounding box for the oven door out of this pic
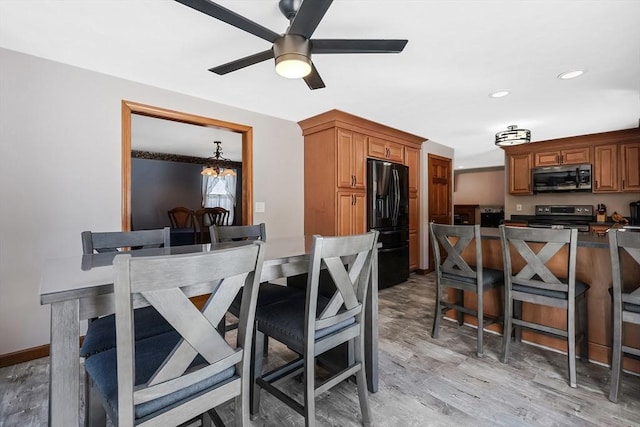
[532,164,592,193]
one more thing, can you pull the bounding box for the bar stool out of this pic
[499,225,589,388]
[429,223,504,357]
[608,229,640,402]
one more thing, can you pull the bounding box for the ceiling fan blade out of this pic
[287,0,333,39]
[209,49,274,75]
[303,63,325,90]
[175,0,280,43]
[311,39,408,54]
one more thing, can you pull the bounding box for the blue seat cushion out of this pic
[255,295,356,354]
[513,279,589,300]
[228,283,304,317]
[84,331,236,420]
[81,306,174,357]
[442,267,504,288]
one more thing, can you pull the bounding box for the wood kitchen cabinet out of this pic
[368,137,404,163]
[508,153,532,195]
[337,191,366,235]
[299,109,426,273]
[621,142,640,191]
[337,128,366,190]
[593,144,618,192]
[502,128,640,195]
[534,146,590,167]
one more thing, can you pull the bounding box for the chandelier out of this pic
[495,125,531,147]
[201,141,237,177]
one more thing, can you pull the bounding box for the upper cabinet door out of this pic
[404,146,420,194]
[368,137,404,163]
[593,144,618,192]
[352,133,367,190]
[621,142,640,191]
[534,147,590,167]
[509,153,532,195]
[336,129,354,188]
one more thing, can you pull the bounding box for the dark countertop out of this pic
[479,227,609,248]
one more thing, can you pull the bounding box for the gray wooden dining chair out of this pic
[251,231,379,427]
[80,228,175,425]
[84,242,265,427]
[499,225,589,388]
[429,223,504,357]
[608,229,640,403]
[210,224,303,348]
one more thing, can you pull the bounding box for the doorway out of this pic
[427,153,452,271]
[121,100,254,231]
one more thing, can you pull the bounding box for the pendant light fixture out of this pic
[495,125,531,147]
[201,141,237,177]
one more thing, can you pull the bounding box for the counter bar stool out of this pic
[499,225,589,388]
[608,229,640,403]
[251,231,379,427]
[429,223,504,357]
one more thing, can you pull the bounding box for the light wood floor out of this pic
[1,273,639,426]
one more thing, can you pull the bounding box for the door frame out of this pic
[121,100,253,231]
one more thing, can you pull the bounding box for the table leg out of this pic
[49,299,80,427]
[365,248,378,393]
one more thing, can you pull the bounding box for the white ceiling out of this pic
[1,0,639,169]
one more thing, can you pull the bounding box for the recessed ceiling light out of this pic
[558,70,585,80]
[489,90,510,98]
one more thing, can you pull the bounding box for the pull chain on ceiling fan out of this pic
[175,0,408,90]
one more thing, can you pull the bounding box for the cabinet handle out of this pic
[556,155,560,164]
[595,180,598,189]
[560,154,564,164]
[352,194,356,205]
[623,179,625,189]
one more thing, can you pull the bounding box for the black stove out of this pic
[527,205,594,232]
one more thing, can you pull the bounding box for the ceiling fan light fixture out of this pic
[495,125,531,147]
[273,34,312,79]
[275,54,312,79]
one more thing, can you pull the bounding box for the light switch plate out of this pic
[516,204,522,212]
[255,202,265,213]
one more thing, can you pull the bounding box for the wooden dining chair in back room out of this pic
[499,225,589,388]
[429,223,504,357]
[608,228,640,402]
[168,206,197,243]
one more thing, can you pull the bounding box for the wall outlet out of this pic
[516,204,523,212]
[255,202,265,213]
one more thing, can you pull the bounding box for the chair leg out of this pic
[431,284,442,339]
[250,330,265,419]
[85,376,106,427]
[514,300,522,343]
[477,288,484,357]
[579,295,589,362]
[456,289,465,326]
[355,334,372,426]
[567,299,577,388]
[303,351,316,427]
[501,296,512,364]
[609,305,623,402]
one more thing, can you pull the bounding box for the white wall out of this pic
[420,140,455,270]
[0,48,304,354]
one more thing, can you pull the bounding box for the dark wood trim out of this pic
[414,268,428,275]
[0,344,50,367]
[131,149,242,169]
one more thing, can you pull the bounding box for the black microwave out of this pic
[532,164,592,193]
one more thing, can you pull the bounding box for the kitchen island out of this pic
[449,228,640,372]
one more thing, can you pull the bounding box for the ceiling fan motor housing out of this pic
[273,34,312,78]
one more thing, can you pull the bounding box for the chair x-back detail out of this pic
[429,223,503,357]
[608,229,640,403]
[499,225,589,388]
[84,242,265,427]
[251,231,379,427]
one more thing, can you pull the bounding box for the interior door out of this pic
[427,154,452,271]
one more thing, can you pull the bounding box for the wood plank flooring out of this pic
[1,273,639,426]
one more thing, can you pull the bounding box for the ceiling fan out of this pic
[175,0,408,90]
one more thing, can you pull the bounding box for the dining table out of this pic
[39,236,379,427]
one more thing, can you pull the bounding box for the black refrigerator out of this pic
[367,158,409,289]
